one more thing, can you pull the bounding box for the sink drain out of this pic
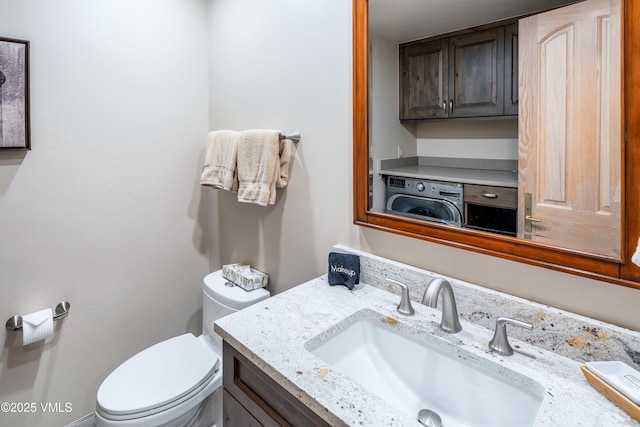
[418,409,442,427]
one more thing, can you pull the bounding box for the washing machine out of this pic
[385,176,464,227]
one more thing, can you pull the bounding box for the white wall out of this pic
[1,1,639,425]
[416,119,519,159]
[369,35,417,211]
[207,0,352,294]
[0,1,211,425]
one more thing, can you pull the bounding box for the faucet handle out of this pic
[386,278,415,316]
[489,317,533,356]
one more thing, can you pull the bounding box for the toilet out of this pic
[95,270,270,427]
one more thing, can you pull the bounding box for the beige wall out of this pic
[369,34,417,212]
[207,0,353,293]
[0,1,211,425]
[416,119,519,160]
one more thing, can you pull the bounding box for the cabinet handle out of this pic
[449,100,454,114]
[481,192,498,199]
[443,101,447,114]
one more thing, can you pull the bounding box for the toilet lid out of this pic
[97,333,219,417]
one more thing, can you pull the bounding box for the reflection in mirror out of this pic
[367,0,621,258]
[353,0,640,286]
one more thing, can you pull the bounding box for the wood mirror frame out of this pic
[352,0,640,288]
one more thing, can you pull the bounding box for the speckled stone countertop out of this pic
[214,248,640,426]
[341,245,640,368]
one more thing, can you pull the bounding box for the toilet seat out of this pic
[96,333,219,421]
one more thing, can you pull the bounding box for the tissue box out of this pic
[222,264,269,291]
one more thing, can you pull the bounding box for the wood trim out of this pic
[353,0,369,224]
[353,0,640,289]
[620,0,640,282]
[398,18,519,48]
[356,213,620,277]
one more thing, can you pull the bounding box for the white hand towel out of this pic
[237,129,292,206]
[632,237,640,267]
[278,137,293,188]
[200,130,240,191]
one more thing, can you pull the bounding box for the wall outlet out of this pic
[397,146,404,158]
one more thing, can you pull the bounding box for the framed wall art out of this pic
[0,37,30,150]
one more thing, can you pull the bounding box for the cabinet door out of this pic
[400,39,448,119]
[223,342,332,427]
[448,28,505,117]
[223,390,263,427]
[504,23,519,115]
[518,0,621,258]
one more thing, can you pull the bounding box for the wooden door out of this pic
[400,39,448,119]
[448,28,505,117]
[518,0,621,259]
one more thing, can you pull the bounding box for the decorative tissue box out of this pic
[222,264,269,291]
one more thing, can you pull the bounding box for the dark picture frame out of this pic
[0,37,30,150]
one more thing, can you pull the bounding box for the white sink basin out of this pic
[305,309,545,427]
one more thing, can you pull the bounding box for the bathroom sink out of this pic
[305,310,545,427]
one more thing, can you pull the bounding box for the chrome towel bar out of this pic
[280,130,301,143]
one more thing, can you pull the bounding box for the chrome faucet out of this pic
[422,277,462,333]
[386,278,415,316]
[489,317,533,356]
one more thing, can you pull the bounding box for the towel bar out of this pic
[5,301,71,332]
[281,130,301,143]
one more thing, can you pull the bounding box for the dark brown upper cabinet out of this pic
[399,22,517,121]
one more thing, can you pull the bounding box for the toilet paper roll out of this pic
[22,308,54,346]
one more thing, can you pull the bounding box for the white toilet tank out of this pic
[202,270,270,350]
[95,270,270,427]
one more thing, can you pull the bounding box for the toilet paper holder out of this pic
[5,301,71,332]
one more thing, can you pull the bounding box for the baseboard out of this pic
[64,412,95,427]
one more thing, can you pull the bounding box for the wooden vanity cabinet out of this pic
[222,342,332,427]
[399,21,518,120]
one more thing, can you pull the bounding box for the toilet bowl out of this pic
[95,270,270,427]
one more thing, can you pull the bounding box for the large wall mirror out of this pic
[353,0,640,287]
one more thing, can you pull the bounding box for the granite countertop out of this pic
[215,276,638,426]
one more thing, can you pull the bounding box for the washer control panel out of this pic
[387,176,462,200]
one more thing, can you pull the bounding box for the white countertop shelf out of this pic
[380,164,518,187]
[379,156,519,188]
